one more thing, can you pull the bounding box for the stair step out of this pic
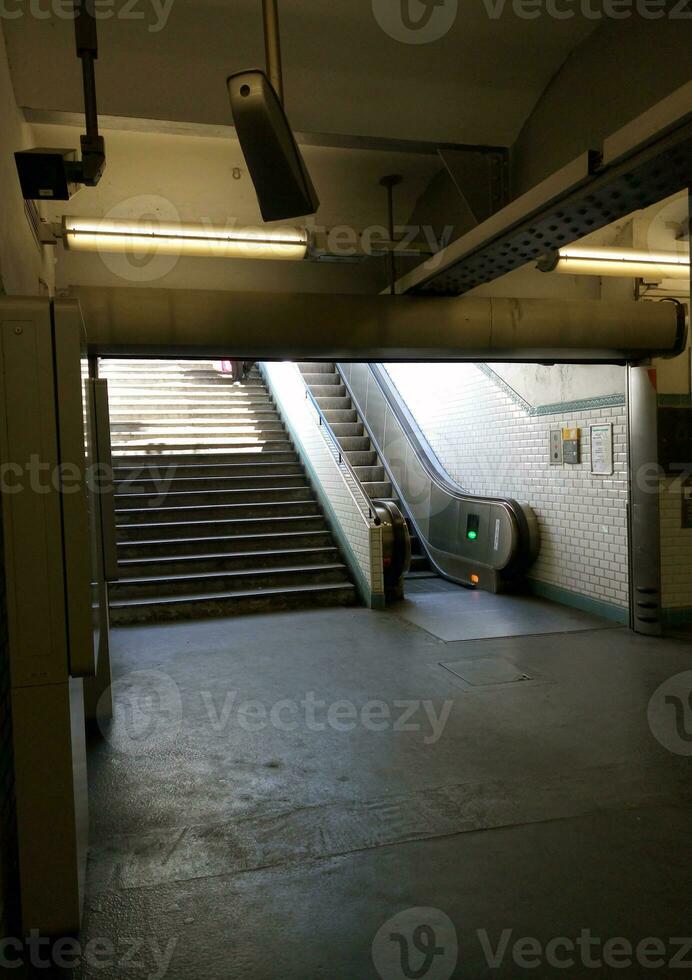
[117,530,335,559]
[117,514,329,541]
[108,394,274,404]
[114,474,308,493]
[103,380,268,391]
[115,486,313,508]
[362,481,393,498]
[297,362,335,373]
[116,499,321,525]
[300,373,340,387]
[341,450,378,466]
[119,546,340,577]
[109,409,280,421]
[112,422,286,437]
[110,438,292,454]
[110,563,350,599]
[335,436,371,452]
[309,384,346,398]
[112,451,299,469]
[109,582,357,624]
[328,421,364,437]
[317,398,359,423]
[352,465,385,482]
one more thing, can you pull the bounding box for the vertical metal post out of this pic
[93,379,120,582]
[262,0,284,104]
[74,0,99,140]
[627,365,662,635]
[380,174,403,296]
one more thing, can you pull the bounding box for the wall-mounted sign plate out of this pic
[591,423,614,475]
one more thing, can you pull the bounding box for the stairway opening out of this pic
[100,358,357,622]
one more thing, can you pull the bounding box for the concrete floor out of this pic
[74,586,691,979]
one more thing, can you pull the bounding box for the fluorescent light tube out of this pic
[538,245,690,280]
[62,217,309,261]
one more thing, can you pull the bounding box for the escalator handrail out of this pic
[338,363,537,576]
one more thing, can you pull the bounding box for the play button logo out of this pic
[372,907,459,979]
[372,0,459,44]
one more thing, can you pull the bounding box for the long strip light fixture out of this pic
[538,245,690,280]
[62,217,309,261]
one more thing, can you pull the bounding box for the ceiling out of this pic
[4,3,599,144]
[5,3,604,293]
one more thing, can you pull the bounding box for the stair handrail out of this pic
[301,380,381,527]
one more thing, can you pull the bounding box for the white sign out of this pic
[590,423,613,475]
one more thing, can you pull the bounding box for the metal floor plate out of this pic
[394,587,617,642]
[440,656,535,687]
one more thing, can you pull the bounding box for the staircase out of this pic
[296,362,433,578]
[101,359,356,623]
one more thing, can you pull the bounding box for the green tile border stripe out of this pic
[529,579,630,625]
[476,364,625,417]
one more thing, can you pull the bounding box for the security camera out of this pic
[15,1,105,201]
[228,70,319,222]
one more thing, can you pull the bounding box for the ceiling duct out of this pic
[74,287,687,364]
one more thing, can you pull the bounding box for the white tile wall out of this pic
[262,362,384,600]
[660,477,692,610]
[385,363,629,610]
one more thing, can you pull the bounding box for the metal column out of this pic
[627,366,662,635]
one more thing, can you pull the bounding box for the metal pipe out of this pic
[380,175,402,295]
[262,0,284,104]
[80,55,99,140]
[75,286,687,363]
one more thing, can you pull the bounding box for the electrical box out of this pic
[14,148,79,201]
[562,427,581,465]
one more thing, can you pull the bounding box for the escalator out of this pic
[299,362,539,593]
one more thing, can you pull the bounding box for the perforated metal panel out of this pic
[412,123,692,296]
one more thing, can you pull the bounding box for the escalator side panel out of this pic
[338,362,539,590]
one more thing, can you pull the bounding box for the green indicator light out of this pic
[467,530,478,541]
